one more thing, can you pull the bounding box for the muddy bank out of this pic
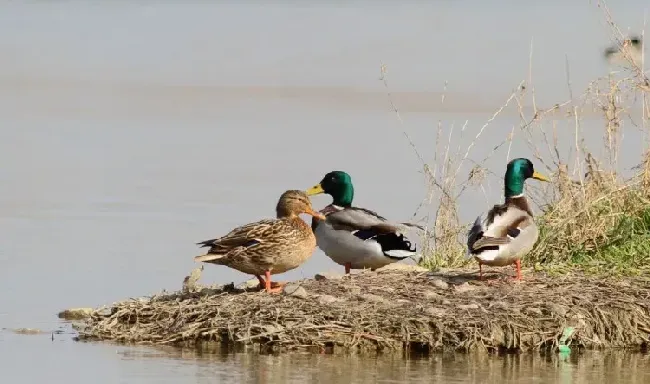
[70,266,650,354]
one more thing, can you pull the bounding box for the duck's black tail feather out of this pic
[375,233,417,260]
[466,216,483,257]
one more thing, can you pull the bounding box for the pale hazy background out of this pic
[0,1,648,383]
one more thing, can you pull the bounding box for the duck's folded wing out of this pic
[326,207,399,233]
[470,236,510,252]
[195,219,276,260]
[472,209,535,252]
[484,206,531,237]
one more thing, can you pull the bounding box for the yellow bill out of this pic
[306,184,325,196]
[532,171,550,182]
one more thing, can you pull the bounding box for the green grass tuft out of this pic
[537,206,650,276]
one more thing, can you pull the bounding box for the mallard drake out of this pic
[194,190,325,293]
[305,171,419,274]
[466,158,549,280]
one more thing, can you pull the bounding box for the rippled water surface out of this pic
[1,1,649,382]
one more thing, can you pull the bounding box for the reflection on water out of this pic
[115,345,650,384]
[3,331,650,383]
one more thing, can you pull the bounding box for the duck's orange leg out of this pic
[344,262,351,274]
[264,270,285,293]
[514,259,522,280]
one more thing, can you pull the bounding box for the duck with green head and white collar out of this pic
[466,158,550,280]
[305,171,420,274]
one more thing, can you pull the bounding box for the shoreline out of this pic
[68,266,650,354]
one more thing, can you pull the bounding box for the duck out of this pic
[466,158,550,280]
[305,171,419,274]
[194,190,325,293]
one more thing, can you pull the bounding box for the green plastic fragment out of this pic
[558,327,575,354]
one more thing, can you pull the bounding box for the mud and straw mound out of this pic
[73,268,650,354]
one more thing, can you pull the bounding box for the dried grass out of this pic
[75,269,650,353]
[398,2,650,272]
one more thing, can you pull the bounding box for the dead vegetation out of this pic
[405,2,650,273]
[75,269,650,353]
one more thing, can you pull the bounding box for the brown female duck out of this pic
[194,190,325,293]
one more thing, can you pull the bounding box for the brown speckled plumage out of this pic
[194,190,321,280]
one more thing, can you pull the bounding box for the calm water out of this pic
[1,1,649,382]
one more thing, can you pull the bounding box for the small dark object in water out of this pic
[604,35,642,59]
